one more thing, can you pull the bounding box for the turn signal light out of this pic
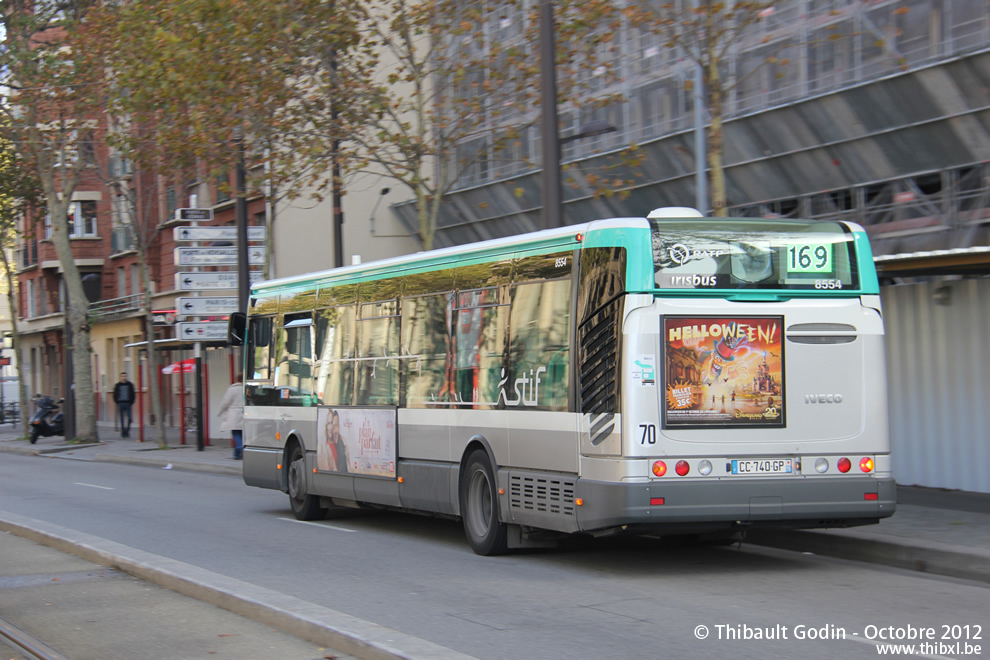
[859,457,874,473]
[652,461,667,477]
[837,457,851,473]
[675,460,690,476]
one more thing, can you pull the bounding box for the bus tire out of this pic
[461,449,508,556]
[287,444,325,521]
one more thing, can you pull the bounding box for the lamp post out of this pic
[539,0,562,230]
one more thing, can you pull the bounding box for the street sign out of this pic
[176,322,229,341]
[176,296,239,317]
[175,271,263,291]
[173,226,266,242]
[174,247,265,266]
[175,208,213,221]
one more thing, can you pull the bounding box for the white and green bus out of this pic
[228,208,894,555]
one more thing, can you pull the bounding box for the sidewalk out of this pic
[1,421,988,586]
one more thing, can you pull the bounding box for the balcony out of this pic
[89,293,143,322]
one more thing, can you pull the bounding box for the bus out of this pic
[228,207,894,555]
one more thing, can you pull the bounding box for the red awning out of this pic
[162,358,196,375]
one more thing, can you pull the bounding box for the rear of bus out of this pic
[576,213,895,536]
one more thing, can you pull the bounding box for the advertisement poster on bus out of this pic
[662,316,785,428]
[316,407,397,478]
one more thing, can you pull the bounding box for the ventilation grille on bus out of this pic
[579,298,621,445]
[509,475,576,516]
[787,322,858,345]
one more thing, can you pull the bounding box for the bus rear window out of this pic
[650,219,860,291]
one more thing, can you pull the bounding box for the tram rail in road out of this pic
[0,613,71,660]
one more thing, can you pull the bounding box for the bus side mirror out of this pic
[228,312,247,346]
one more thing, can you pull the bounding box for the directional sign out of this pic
[175,271,263,291]
[173,226,266,242]
[177,297,239,317]
[177,322,229,341]
[174,247,265,266]
[175,208,213,221]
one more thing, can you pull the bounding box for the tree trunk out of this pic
[45,194,99,442]
[417,184,433,251]
[706,54,728,218]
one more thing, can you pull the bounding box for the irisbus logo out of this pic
[804,394,843,404]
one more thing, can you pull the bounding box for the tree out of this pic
[633,1,775,216]
[0,0,107,441]
[84,0,357,265]
[305,0,630,249]
[0,128,44,434]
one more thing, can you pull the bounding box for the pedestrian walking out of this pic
[217,374,244,460]
[113,372,136,438]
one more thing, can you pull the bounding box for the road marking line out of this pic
[278,517,357,533]
[73,482,115,490]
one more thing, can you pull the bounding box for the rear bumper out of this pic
[575,476,896,534]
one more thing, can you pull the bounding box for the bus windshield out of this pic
[650,219,860,291]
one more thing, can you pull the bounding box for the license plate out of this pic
[731,459,792,475]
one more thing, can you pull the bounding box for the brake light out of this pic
[837,457,851,473]
[652,461,667,477]
[859,457,874,473]
[675,460,690,476]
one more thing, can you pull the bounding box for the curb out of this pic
[0,510,474,660]
[92,454,243,477]
[746,529,990,584]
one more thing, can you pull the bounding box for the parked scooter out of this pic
[29,395,65,444]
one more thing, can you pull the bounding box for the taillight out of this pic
[675,460,690,476]
[860,457,874,473]
[837,457,851,473]
[652,461,667,477]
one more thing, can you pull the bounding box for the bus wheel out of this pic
[287,445,324,521]
[461,450,508,556]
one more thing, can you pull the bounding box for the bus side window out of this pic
[401,293,451,408]
[355,301,399,406]
[314,305,357,406]
[509,278,571,411]
[274,315,314,406]
[247,316,274,380]
[453,288,507,410]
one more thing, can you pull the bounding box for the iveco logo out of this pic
[804,394,843,404]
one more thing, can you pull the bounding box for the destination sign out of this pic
[176,322,229,341]
[175,272,263,291]
[176,297,239,317]
[173,226,267,242]
[174,247,265,266]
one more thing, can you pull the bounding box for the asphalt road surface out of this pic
[2,453,987,659]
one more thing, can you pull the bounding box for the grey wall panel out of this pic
[882,278,990,493]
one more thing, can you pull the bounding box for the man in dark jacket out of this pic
[113,372,136,437]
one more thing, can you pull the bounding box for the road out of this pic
[1,453,987,659]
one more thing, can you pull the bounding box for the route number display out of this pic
[787,243,832,273]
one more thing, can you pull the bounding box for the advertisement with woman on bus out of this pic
[316,407,397,478]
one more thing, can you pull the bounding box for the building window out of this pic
[26,279,36,318]
[46,201,98,239]
[166,188,177,219]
